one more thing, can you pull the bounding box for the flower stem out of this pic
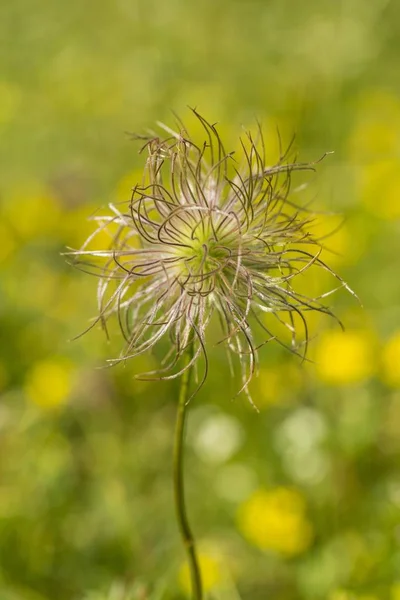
[173,344,203,600]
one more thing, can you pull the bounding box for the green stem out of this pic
[173,344,203,600]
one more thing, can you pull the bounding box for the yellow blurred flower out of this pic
[358,159,400,220]
[237,487,313,556]
[382,331,400,388]
[314,330,375,385]
[179,553,223,595]
[25,358,73,409]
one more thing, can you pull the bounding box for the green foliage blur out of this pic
[1,1,400,599]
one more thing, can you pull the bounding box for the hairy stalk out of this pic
[173,342,203,600]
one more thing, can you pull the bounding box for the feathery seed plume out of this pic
[69,109,353,402]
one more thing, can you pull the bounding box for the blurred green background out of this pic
[1,0,400,599]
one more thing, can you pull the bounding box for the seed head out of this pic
[69,109,353,402]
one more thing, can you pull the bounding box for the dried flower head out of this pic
[69,109,353,401]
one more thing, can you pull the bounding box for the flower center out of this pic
[163,208,241,295]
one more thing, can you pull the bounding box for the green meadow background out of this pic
[1,1,400,599]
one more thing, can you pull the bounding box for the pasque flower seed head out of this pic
[69,109,354,402]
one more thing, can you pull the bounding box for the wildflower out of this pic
[237,487,313,556]
[25,358,73,409]
[314,329,375,385]
[69,109,352,399]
